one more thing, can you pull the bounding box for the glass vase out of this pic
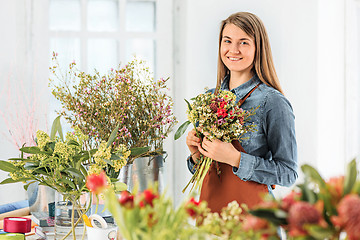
[54,192,89,240]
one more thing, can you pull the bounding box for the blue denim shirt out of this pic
[187,75,298,188]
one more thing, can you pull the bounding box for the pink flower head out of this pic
[287,201,322,237]
[86,171,108,194]
[331,194,360,240]
[242,215,269,231]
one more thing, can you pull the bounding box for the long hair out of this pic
[216,12,284,94]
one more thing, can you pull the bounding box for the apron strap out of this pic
[237,83,262,107]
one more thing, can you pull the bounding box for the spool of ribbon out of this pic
[89,214,108,229]
[0,233,25,240]
[3,217,31,233]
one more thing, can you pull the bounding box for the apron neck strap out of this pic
[237,83,261,107]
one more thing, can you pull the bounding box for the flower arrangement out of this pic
[0,117,130,239]
[49,53,177,164]
[248,159,360,240]
[175,89,257,192]
[86,172,210,240]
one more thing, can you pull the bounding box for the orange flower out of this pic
[326,176,344,205]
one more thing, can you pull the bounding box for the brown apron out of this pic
[199,83,269,213]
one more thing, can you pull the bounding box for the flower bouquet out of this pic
[86,173,210,240]
[175,89,257,193]
[248,159,360,240]
[0,117,128,239]
[49,53,177,166]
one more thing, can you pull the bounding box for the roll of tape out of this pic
[89,214,108,229]
[0,233,25,240]
[3,217,31,233]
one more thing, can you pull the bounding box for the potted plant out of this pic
[49,53,177,191]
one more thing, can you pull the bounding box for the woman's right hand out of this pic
[186,129,201,162]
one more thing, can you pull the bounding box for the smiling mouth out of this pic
[227,57,243,61]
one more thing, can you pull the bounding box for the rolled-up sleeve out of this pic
[233,91,298,187]
[186,156,197,174]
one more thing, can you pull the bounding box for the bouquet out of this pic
[86,173,210,240]
[49,53,177,164]
[175,89,257,193]
[249,159,360,240]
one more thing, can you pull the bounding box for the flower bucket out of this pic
[118,154,166,193]
[27,182,55,214]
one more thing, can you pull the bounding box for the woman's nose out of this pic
[229,44,240,54]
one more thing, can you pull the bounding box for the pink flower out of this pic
[331,194,360,240]
[242,215,269,231]
[217,108,228,118]
[287,201,322,237]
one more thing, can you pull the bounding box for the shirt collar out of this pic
[221,74,261,100]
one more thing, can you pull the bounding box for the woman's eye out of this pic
[223,40,231,43]
[240,41,248,45]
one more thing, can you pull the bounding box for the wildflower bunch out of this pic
[49,53,177,163]
[249,159,360,240]
[175,89,257,193]
[199,201,278,240]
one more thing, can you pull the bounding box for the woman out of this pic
[186,12,298,213]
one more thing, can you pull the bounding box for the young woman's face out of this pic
[220,23,256,76]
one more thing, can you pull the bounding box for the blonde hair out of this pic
[216,12,284,94]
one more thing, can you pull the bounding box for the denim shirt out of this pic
[187,75,298,188]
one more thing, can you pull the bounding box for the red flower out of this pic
[219,101,227,108]
[86,171,108,194]
[118,191,134,208]
[331,194,360,240]
[185,197,201,218]
[139,189,158,207]
[217,108,228,118]
[287,201,322,237]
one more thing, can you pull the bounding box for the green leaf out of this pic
[298,182,317,204]
[8,158,26,161]
[184,99,192,111]
[65,168,85,180]
[0,177,30,185]
[301,164,326,189]
[306,225,335,239]
[114,182,128,192]
[23,181,37,191]
[343,158,357,195]
[67,140,80,146]
[50,115,64,141]
[19,146,42,154]
[0,160,19,172]
[130,146,150,157]
[24,163,40,170]
[106,125,120,148]
[61,178,76,189]
[249,208,287,226]
[174,121,191,140]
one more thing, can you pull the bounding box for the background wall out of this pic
[0,0,358,206]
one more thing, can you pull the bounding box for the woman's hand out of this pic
[186,129,201,162]
[198,132,241,168]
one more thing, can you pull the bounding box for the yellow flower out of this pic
[36,130,51,150]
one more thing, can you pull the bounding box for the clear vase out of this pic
[54,192,89,240]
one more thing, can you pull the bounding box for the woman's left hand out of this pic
[197,132,241,167]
